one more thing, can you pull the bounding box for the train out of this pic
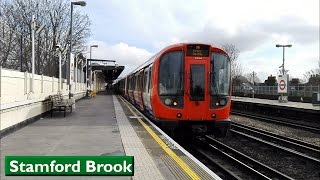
[114,43,231,137]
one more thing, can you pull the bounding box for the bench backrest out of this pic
[49,94,64,106]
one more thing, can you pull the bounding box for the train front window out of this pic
[158,51,183,96]
[211,53,230,96]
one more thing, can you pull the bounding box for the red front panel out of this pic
[184,57,210,120]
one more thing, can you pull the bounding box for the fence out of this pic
[0,67,87,105]
[233,85,320,98]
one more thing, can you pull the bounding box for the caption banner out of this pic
[5,156,134,176]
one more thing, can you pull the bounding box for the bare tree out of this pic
[303,59,320,84]
[0,0,90,77]
[244,72,261,84]
[222,43,243,85]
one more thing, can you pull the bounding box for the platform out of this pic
[0,92,220,180]
[232,96,320,111]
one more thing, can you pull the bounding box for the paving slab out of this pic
[0,93,128,180]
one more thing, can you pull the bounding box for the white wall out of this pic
[0,67,91,131]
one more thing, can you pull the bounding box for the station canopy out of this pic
[88,59,124,83]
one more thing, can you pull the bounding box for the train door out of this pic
[185,58,209,120]
[137,70,144,110]
[142,66,151,111]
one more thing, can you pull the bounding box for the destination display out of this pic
[186,44,210,57]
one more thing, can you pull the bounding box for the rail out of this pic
[232,111,320,133]
[195,136,292,179]
[231,122,320,159]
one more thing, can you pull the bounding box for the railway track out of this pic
[192,121,320,179]
[232,111,320,134]
[231,122,320,159]
[194,136,293,179]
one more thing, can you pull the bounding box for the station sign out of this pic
[277,74,288,94]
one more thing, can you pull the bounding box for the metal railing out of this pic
[233,85,320,97]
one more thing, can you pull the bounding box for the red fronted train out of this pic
[114,43,231,137]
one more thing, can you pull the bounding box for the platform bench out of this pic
[49,93,74,117]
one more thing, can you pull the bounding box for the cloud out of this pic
[239,41,319,81]
[175,16,319,53]
[84,0,319,81]
[88,41,153,77]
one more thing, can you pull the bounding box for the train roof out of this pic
[126,42,225,76]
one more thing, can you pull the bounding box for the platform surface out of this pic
[0,92,219,180]
[232,96,320,111]
[0,93,128,180]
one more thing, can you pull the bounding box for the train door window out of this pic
[158,51,183,95]
[126,77,129,91]
[139,73,143,91]
[133,76,136,90]
[148,67,152,93]
[131,76,134,91]
[190,64,205,101]
[144,69,149,92]
[135,75,138,91]
[128,77,131,90]
[210,53,230,95]
[137,74,140,91]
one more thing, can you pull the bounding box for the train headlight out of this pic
[164,98,173,105]
[219,99,227,106]
[173,101,178,106]
[211,113,216,118]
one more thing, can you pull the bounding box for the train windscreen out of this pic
[210,53,230,96]
[158,51,183,96]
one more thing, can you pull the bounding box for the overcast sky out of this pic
[81,0,319,82]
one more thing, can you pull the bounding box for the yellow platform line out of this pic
[119,96,200,180]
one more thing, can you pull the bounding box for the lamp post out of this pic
[30,15,45,95]
[68,0,86,99]
[276,44,292,75]
[251,71,255,98]
[58,48,62,92]
[31,15,35,94]
[89,45,98,91]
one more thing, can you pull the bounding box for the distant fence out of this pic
[232,85,320,103]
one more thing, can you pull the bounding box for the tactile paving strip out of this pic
[113,95,164,180]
